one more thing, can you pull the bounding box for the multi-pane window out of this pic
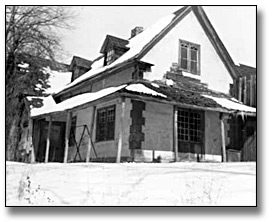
[96,106,115,142]
[106,49,115,65]
[179,40,200,75]
[177,108,203,143]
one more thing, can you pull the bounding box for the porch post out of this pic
[86,106,96,163]
[64,112,72,163]
[116,97,125,163]
[238,77,242,102]
[45,115,52,163]
[174,107,179,162]
[220,113,227,162]
[28,118,35,163]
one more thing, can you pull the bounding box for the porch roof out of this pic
[27,81,256,118]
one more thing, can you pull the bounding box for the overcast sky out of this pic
[60,6,256,67]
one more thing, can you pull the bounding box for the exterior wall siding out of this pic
[204,111,229,162]
[134,101,174,162]
[58,66,135,102]
[92,67,134,93]
[67,97,132,162]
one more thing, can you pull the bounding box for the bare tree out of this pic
[5,6,74,161]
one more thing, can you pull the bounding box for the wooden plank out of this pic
[220,113,227,162]
[63,112,72,163]
[86,106,96,163]
[174,107,179,162]
[238,77,242,102]
[243,76,247,104]
[45,115,52,163]
[116,97,125,163]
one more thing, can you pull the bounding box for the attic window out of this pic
[106,49,115,65]
[179,40,200,75]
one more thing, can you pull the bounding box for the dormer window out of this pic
[179,40,200,75]
[100,35,129,66]
[69,56,92,82]
[106,49,115,65]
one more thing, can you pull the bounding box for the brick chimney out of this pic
[131,26,144,38]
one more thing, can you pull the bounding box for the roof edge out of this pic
[191,6,241,79]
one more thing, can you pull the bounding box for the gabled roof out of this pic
[69,56,93,71]
[54,6,239,96]
[100,35,129,53]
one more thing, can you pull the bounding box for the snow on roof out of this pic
[29,83,168,117]
[126,84,167,98]
[43,67,72,94]
[27,96,57,117]
[28,81,255,118]
[29,85,127,117]
[54,11,177,94]
[202,95,256,113]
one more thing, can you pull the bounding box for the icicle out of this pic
[240,111,245,122]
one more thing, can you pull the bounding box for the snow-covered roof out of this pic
[28,83,169,117]
[43,67,72,94]
[125,84,167,98]
[28,85,126,117]
[28,82,256,118]
[27,96,57,117]
[202,95,256,113]
[53,9,183,94]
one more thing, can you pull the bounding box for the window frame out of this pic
[177,108,204,144]
[96,105,116,142]
[106,49,115,65]
[178,39,201,75]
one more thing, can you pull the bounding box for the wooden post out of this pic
[238,77,242,102]
[64,112,72,163]
[86,106,96,163]
[116,97,125,163]
[45,115,52,163]
[174,107,179,162]
[249,75,253,106]
[243,76,247,104]
[220,113,227,162]
[28,118,35,163]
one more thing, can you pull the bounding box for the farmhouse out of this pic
[25,6,256,163]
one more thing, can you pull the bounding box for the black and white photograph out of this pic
[5,5,257,208]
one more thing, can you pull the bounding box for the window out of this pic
[177,108,203,143]
[96,105,115,142]
[179,40,200,75]
[106,49,115,65]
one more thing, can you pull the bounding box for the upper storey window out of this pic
[179,40,200,75]
[100,35,129,66]
[106,49,115,65]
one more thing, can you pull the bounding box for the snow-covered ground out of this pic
[6,161,256,206]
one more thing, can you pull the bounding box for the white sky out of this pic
[60,6,256,67]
